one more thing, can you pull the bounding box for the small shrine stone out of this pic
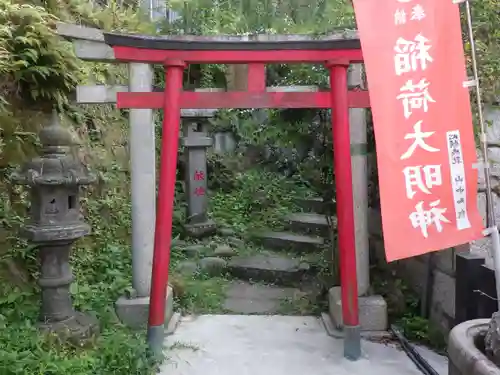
[177,260,199,276]
[228,237,245,249]
[183,244,206,258]
[213,245,236,257]
[199,257,227,277]
[172,239,188,248]
[219,228,236,237]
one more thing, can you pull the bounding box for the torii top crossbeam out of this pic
[103,31,363,63]
[98,32,369,110]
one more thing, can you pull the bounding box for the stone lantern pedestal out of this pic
[11,111,99,345]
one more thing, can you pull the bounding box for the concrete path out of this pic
[160,315,448,375]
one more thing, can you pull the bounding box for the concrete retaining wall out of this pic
[369,209,457,332]
[369,209,459,333]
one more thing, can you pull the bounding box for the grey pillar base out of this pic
[115,285,175,330]
[184,219,217,238]
[344,324,361,360]
[147,312,183,357]
[327,286,388,332]
[321,312,392,341]
[39,311,99,346]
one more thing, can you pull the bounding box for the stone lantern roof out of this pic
[12,111,96,187]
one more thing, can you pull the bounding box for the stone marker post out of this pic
[128,63,157,299]
[114,0,177,331]
[11,111,99,344]
[348,64,370,297]
[326,65,388,334]
[181,109,217,237]
[115,63,175,330]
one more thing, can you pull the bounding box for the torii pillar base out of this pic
[326,286,388,334]
[115,285,179,333]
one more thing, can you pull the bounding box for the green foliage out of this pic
[398,314,446,353]
[0,313,157,375]
[0,1,81,109]
[0,0,156,120]
[169,164,318,315]
[0,0,497,371]
[161,0,352,195]
[373,271,446,352]
[210,168,312,234]
[468,0,500,103]
[173,274,229,313]
[0,171,165,374]
[211,108,333,191]
[167,0,355,35]
[0,0,167,373]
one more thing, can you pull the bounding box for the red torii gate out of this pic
[102,32,370,360]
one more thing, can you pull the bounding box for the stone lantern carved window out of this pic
[45,196,59,215]
[68,194,76,210]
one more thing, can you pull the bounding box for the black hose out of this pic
[390,325,440,375]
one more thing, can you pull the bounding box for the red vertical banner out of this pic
[353,0,484,261]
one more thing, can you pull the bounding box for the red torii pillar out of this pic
[103,32,368,360]
[328,60,360,356]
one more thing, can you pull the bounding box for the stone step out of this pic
[285,213,335,237]
[295,197,336,214]
[223,281,304,314]
[227,253,310,287]
[253,231,324,253]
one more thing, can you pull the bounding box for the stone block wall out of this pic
[369,104,500,334]
[369,207,460,333]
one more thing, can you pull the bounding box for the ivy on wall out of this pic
[467,0,500,105]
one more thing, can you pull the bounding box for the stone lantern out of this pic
[11,111,99,344]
